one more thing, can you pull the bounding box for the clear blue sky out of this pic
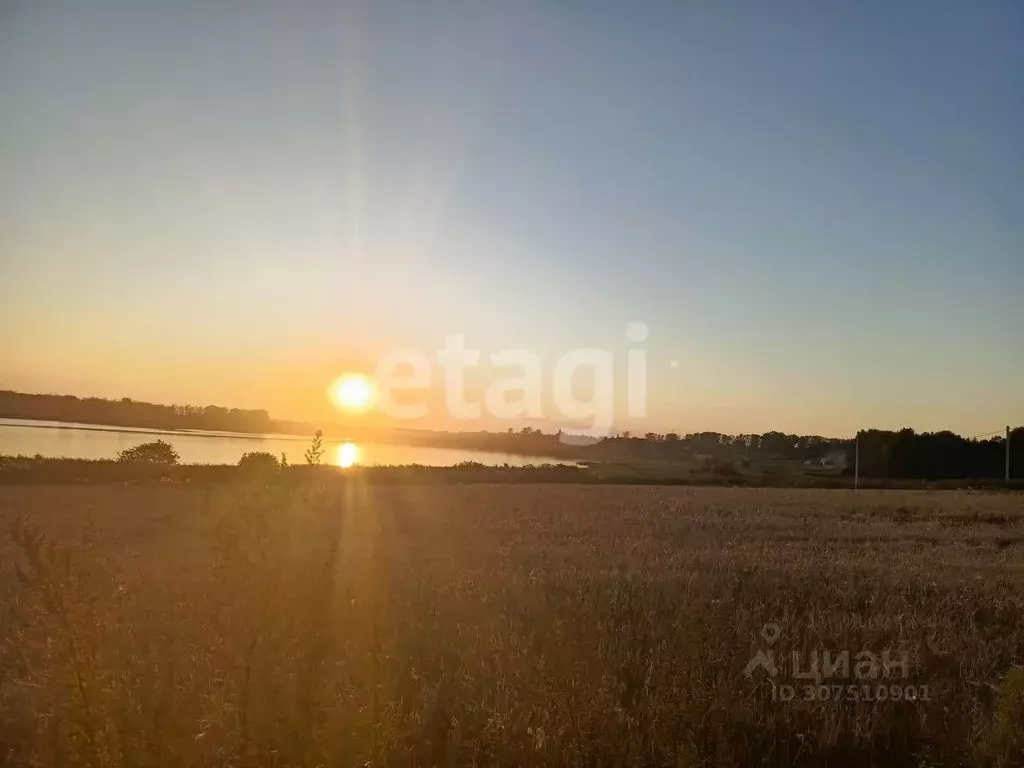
[1,1,1021,436]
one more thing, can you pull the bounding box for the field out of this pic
[2,482,1023,766]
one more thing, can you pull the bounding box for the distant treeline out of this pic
[0,390,272,434]
[1,390,1019,479]
[857,427,1022,480]
[389,425,1021,480]
[418,427,855,464]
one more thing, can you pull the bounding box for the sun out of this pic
[329,373,374,412]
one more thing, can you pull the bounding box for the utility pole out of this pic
[1007,426,1012,484]
[854,432,860,490]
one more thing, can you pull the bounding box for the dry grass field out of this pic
[2,482,1023,767]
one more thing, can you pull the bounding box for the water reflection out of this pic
[335,441,359,468]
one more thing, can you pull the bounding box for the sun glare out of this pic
[336,441,359,468]
[329,373,374,412]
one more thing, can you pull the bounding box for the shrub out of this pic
[712,460,741,477]
[116,440,179,465]
[238,451,281,472]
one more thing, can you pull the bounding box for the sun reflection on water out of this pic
[335,441,359,468]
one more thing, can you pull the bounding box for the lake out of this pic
[0,419,567,468]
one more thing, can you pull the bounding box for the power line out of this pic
[967,429,1005,440]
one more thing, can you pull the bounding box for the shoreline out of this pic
[0,417,574,460]
[0,418,316,442]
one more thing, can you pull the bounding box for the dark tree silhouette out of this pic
[116,440,179,465]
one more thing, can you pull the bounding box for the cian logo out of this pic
[744,623,782,677]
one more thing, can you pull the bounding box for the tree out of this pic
[760,431,794,459]
[304,430,325,466]
[116,440,179,465]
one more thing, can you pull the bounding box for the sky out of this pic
[1,0,1022,437]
